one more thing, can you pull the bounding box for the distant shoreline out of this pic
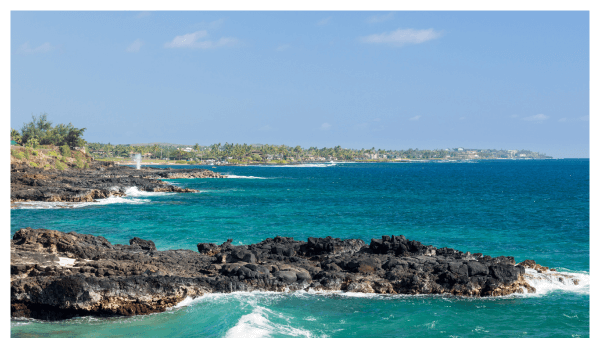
[113,158,558,167]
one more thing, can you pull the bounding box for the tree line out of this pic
[11,114,86,149]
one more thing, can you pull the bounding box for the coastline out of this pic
[10,162,225,205]
[11,227,579,320]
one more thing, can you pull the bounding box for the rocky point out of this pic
[11,227,564,321]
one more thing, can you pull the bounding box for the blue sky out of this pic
[11,11,589,157]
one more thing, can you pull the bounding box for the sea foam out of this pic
[225,175,270,179]
[522,268,589,296]
[12,187,171,209]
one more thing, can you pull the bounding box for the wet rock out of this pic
[11,164,225,204]
[11,228,542,320]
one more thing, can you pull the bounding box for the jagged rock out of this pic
[11,164,225,204]
[11,228,549,321]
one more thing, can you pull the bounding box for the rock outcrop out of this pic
[11,228,550,320]
[11,163,225,204]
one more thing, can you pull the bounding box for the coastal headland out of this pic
[10,227,574,320]
[10,160,225,205]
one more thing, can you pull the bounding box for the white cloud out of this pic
[366,12,394,23]
[558,118,567,123]
[19,42,54,54]
[164,31,238,49]
[522,114,549,122]
[359,28,442,47]
[207,18,225,29]
[126,39,143,53]
[409,115,421,121]
[320,122,332,130]
[317,17,331,26]
[276,44,291,52]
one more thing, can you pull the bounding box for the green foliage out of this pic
[175,160,188,164]
[11,129,22,144]
[76,157,84,169]
[32,150,38,156]
[29,162,38,168]
[44,164,52,169]
[25,137,39,149]
[55,161,67,171]
[60,145,72,158]
[14,152,25,160]
[11,149,18,157]
[48,151,59,157]
[84,162,90,169]
[21,113,86,148]
[23,150,30,160]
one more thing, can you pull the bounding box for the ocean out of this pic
[10,159,589,337]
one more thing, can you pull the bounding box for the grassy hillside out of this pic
[10,145,94,170]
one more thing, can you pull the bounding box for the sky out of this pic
[10,11,589,157]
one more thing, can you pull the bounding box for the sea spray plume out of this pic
[132,153,142,169]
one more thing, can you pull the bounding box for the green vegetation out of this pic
[25,137,39,149]
[84,141,554,163]
[48,151,59,157]
[11,129,22,145]
[32,150,38,156]
[23,150,30,160]
[175,160,188,164]
[60,145,71,158]
[30,162,38,168]
[76,157,84,169]
[55,161,67,170]
[44,164,52,169]
[17,113,86,149]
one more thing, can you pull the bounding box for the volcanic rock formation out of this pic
[11,162,225,204]
[11,228,552,320]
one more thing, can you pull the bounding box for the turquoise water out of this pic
[11,160,589,337]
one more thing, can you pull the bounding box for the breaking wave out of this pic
[522,268,589,296]
[12,187,173,209]
[225,175,270,179]
[225,306,312,338]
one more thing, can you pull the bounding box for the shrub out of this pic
[23,150,30,160]
[14,152,25,160]
[176,160,188,164]
[11,149,18,157]
[48,151,59,157]
[25,137,39,149]
[76,158,84,169]
[30,162,38,168]
[44,164,52,169]
[84,162,90,169]
[32,150,38,156]
[60,145,71,158]
[55,161,67,170]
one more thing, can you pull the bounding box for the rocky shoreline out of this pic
[11,161,225,204]
[10,227,574,321]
